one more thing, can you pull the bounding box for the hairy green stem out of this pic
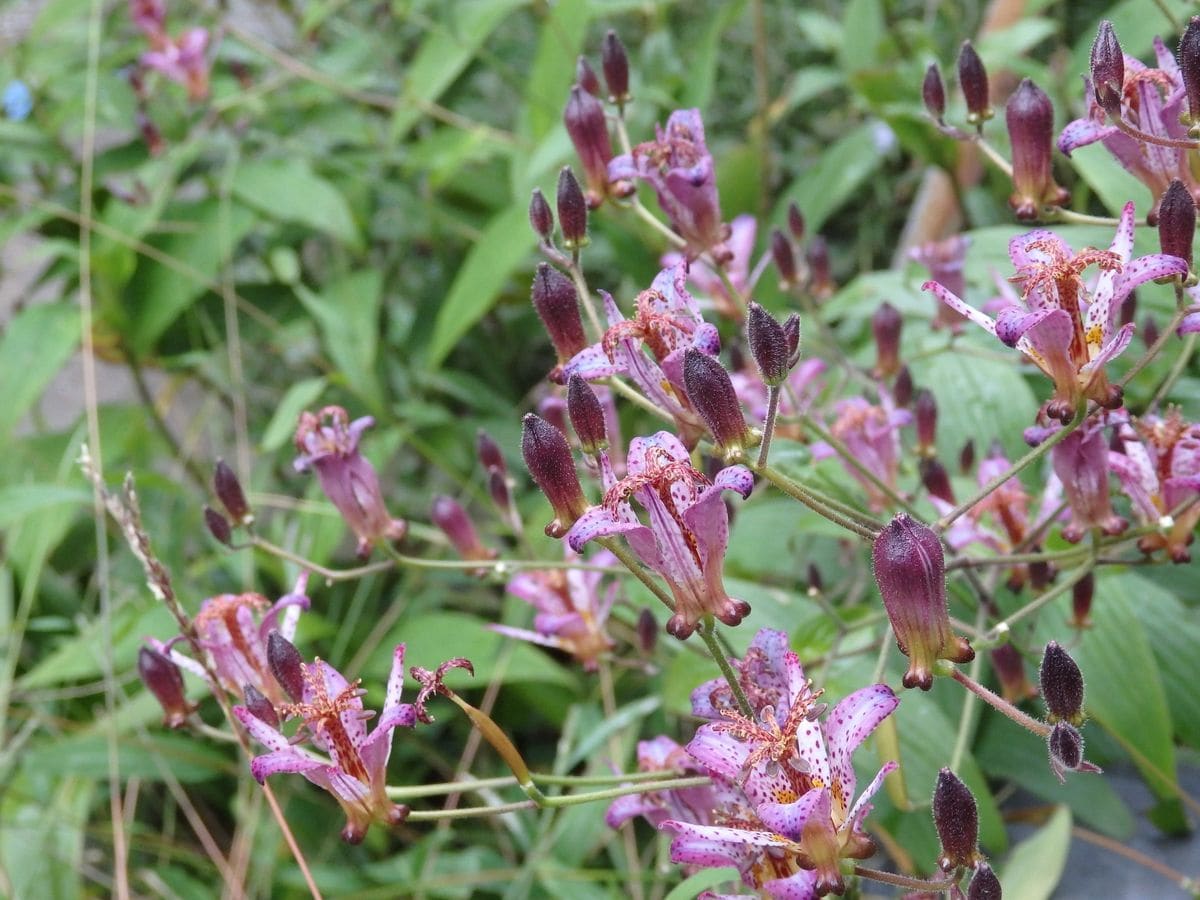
[697,622,753,718]
[753,463,881,541]
[947,666,1049,737]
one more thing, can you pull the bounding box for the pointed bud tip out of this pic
[923,62,946,121]
[566,374,608,454]
[556,166,589,248]
[213,458,251,523]
[1089,21,1124,114]
[601,30,630,103]
[204,506,232,546]
[933,767,981,870]
[1039,640,1085,724]
[747,302,791,386]
[683,348,749,452]
[529,188,554,241]
[267,631,306,703]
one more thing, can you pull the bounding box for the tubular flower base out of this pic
[923,203,1188,421]
[566,431,752,639]
[1047,420,1128,542]
[643,629,899,898]
[235,645,417,844]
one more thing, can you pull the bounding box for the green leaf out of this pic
[425,203,531,370]
[684,0,749,110]
[21,732,235,783]
[1000,805,1072,900]
[1066,142,1152,219]
[0,484,90,529]
[664,868,741,900]
[773,122,884,234]
[522,0,591,142]
[837,0,883,75]
[0,302,78,436]
[1130,574,1200,749]
[295,270,384,410]
[260,377,328,452]
[232,158,360,248]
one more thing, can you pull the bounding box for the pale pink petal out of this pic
[845,760,898,833]
[823,684,899,803]
[922,281,996,335]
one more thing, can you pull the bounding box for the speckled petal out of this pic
[757,787,827,841]
[662,820,788,869]
[1057,115,1115,155]
[564,344,623,381]
[1080,322,1135,377]
[1113,254,1190,310]
[249,746,328,784]
[234,705,290,751]
[565,504,651,555]
[686,724,750,783]
[764,869,820,900]
[845,761,898,834]
[823,684,899,804]
[922,281,996,336]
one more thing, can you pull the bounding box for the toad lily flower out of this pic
[141,28,211,101]
[923,203,1188,421]
[662,628,900,898]
[812,397,910,512]
[294,406,407,557]
[234,645,417,844]
[565,431,752,640]
[1033,419,1128,542]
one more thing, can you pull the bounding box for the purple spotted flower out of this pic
[924,203,1188,421]
[605,736,718,831]
[659,628,899,898]
[565,430,752,640]
[1034,419,1127,542]
[909,235,971,331]
[234,645,417,843]
[1059,37,1200,223]
[610,109,728,259]
[141,27,210,101]
[812,396,910,512]
[294,406,407,557]
[664,214,761,321]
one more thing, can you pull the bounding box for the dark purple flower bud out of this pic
[267,631,305,703]
[204,505,232,546]
[1040,640,1085,725]
[476,429,505,474]
[920,458,955,504]
[683,348,751,455]
[538,394,569,436]
[1158,179,1195,272]
[213,458,251,524]
[601,31,630,105]
[575,56,601,97]
[959,439,976,474]
[1029,557,1053,591]
[967,863,1002,900]
[138,646,192,728]
[915,389,938,456]
[872,301,903,378]
[1048,720,1101,782]
[1119,290,1138,328]
[1142,314,1160,348]
[770,228,798,286]
[747,302,791,386]
[932,767,981,871]
[806,235,834,298]
[782,313,802,368]
[893,365,914,407]
[1179,17,1200,129]
[242,683,279,728]
[487,467,512,514]
[787,201,805,242]
[522,413,588,537]
[529,188,554,243]
[1090,21,1124,114]
[990,642,1036,702]
[872,513,974,690]
[432,496,494,563]
[563,88,613,209]
[923,62,946,122]
[567,373,608,454]
[636,607,658,655]
[1006,79,1070,221]
[1072,571,1094,628]
[556,166,589,249]
[957,41,991,125]
[532,262,587,372]
[806,562,823,595]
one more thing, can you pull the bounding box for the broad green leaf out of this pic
[0,302,78,436]
[21,732,235,783]
[295,270,384,410]
[1129,574,1200,749]
[425,203,531,370]
[773,122,884,235]
[232,158,360,248]
[976,18,1056,63]
[522,0,591,142]
[260,377,328,452]
[0,773,91,900]
[1066,142,1152,220]
[773,67,842,120]
[684,0,749,110]
[665,868,741,900]
[1000,805,1072,900]
[0,484,90,529]
[794,10,842,52]
[837,0,883,75]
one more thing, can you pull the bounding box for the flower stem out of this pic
[1041,207,1122,227]
[985,563,1093,639]
[756,385,781,468]
[596,537,676,613]
[972,135,1013,178]
[1112,115,1200,151]
[1120,305,1192,388]
[947,666,1049,737]
[851,865,957,892]
[697,622,754,718]
[752,463,882,541]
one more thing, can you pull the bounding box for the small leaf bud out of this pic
[1090,21,1125,115]
[267,631,306,703]
[204,506,232,546]
[923,62,946,122]
[213,458,251,524]
[567,373,609,454]
[529,188,554,243]
[601,30,630,105]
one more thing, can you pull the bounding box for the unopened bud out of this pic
[806,562,823,595]
[1120,290,1138,328]
[267,631,305,703]
[923,62,946,122]
[529,188,554,243]
[636,608,658,654]
[567,374,608,454]
[893,365,914,407]
[683,349,750,455]
[487,468,512,514]
[872,301,903,378]
[747,302,791,386]
[990,643,1036,702]
[139,646,192,728]
[959,439,976,473]
[532,263,587,369]
[432,496,494,563]
[556,166,589,249]
[770,228,797,286]
[806,236,834,298]
[601,30,630,105]
[575,56,601,97]
[933,767,981,871]
[787,201,805,242]
[1048,720,1101,782]
[1142,314,1160,348]
[1179,17,1200,130]
[1039,640,1084,725]
[1090,21,1125,115]
[522,413,588,537]
[563,87,612,209]
[476,429,506,474]
[1157,179,1195,272]
[920,458,955,503]
[213,458,251,524]
[204,506,233,546]
[1006,79,1070,220]
[782,314,802,368]
[1071,571,1094,628]
[915,389,938,456]
[242,683,279,728]
[957,40,991,125]
[967,863,1002,900]
[538,394,568,436]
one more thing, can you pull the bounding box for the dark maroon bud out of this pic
[213,458,251,524]
[532,262,587,367]
[770,228,798,286]
[242,684,279,728]
[920,458,955,504]
[601,30,630,105]
[1047,721,1101,782]
[538,394,568,436]
[1119,289,1138,328]
[556,167,589,248]
[967,863,1002,900]
[1071,571,1094,628]
[476,429,506,474]
[787,201,805,241]
[893,365,914,407]
[747,302,791,386]
[267,631,306,703]
[522,413,588,537]
[1028,555,1053,591]
[487,467,512,514]
[957,40,991,125]
[959,439,976,474]
[567,373,608,454]
[923,62,946,122]
[1158,179,1195,272]
[782,314,802,368]
[807,562,824,594]
[1090,21,1125,114]
[563,88,612,209]
[990,643,1036,702]
[138,646,192,728]
[806,236,834,298]
[871,301,903,378]
[529,188,554,243]
[636,607,658,654]
[915,389,938,456]
[932,767,981,870]
[1141,314,1160,348]
[1040,640,1085,724]
[204,506,232,547]
[1006,79,1070,221]
[1179,17,1200,129]
[431,496,493,563]
[683,349,750,454]
[575,55,601,97]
